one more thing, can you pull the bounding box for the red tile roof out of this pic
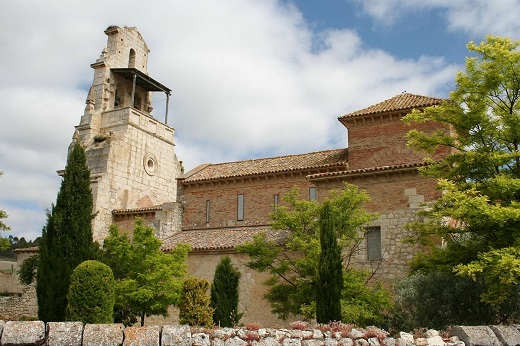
[307,162,427,181]
[181,148,349,183]
[161,228,289,252]
[339,93,444,120]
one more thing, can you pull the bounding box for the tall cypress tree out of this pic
[316,201,343,323]
[37,141,95,322]
[210,256,242,327]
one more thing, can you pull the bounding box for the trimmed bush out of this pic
[179,277,214,327]
[211,256,242,327]
[66,260,115,323]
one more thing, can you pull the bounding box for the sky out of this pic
[0,0,519,241]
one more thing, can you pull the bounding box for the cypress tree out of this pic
[37,141,95,322]
[316,201,343,323]
[210,256,242,327]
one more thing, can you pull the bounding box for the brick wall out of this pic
[181,174,317,230]
[343,112,448,170]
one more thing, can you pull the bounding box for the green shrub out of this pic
[211,256,243,327]
[179,277,214,327]
[66,260,115,323]
[389,271,520,332]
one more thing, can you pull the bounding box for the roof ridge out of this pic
[339,93,444,119]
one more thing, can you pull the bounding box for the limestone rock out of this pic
[123,325,160,346]
[47,322,84,346]
[226,336,248,346]
[1,320,45,346]
[192,332,211,346]
[82,323,124,346]
[162,325,191,346]
[489,325,520,346]
[396,332,414,346]
[426,336,445,346]
[451,326,500,346]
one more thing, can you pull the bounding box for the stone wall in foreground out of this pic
[1,321,520,346]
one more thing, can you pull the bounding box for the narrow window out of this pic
[205,200,210,223]
[237,194,244,221]
[309,187,317,201]
[273,194,280,211]
[366,226,382,261]
[129,49,136,68]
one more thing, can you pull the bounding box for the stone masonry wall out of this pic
[0,285,37,322]
[1,321,517,346]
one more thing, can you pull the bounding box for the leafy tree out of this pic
[18,255,38,286]
[179,277,214,328]
[100,219,189,326]
[236,183,385,322]
[36,141,95,322]
[389,272,520,331]
[316,201,343,323]
[403,36,520,311]
[210,256,242,327]
[0,171,11,250]
[66,260,115,324]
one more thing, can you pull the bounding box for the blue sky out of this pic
[0,0,519,241]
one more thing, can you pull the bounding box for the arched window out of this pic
[128,49,136,68]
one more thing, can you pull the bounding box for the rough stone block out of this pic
[47,322,84,346]
[162,325,191,346]
[451,326,501,346]
[192,333,211,346]
[1,320,45,346]
[0,320,5,339]
[426,336,445,346]
[123,325,160,346]
[489,325,520,346]
[82,323,124,346]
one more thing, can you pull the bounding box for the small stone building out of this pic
[66,26,448,325]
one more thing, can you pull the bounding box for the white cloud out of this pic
[353,0,520,37]
[0,0,464,240]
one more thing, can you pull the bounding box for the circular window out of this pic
[143,154,157,176]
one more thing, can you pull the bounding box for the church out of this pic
[72,26,446,324]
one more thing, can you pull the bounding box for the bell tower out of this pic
[72,26,181,242]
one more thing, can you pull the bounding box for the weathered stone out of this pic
[416,337,428,346]
[0,320,5,339]
[226,336,248,346]
[283,337,301,346]
[396,332,414,346]
[1,320,45,346]
[312,329,323,339]
[338,338,354,346]
[324,337,337,346]
[162,325,191,346]
[348,329,365,339]
[489,325,520,346]
[381,337,395,346]
[82,323,124,346]
[426,336,444,346]
[214,328,236,340]
[302,339,325,346]
[451,326,501,346]
[123,325,160,346]
[192,333,211,346]
[355,339,369,346]
[258,336,281,346]
[213,338,225,346]
[425,330,439,338]
[47,322,83,346]
[368,337,381,346]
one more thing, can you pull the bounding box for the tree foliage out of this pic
[210,256,242,327]
[179,277,214,328]
[237,183,388,323]
[389,272,520,332]
[403,36,520,309]
[66,260,115,324]
[316,201,343,323]
[36,142,95,322]
[100,219,189,326]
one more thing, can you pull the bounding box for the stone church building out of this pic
[71,26,447,325]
